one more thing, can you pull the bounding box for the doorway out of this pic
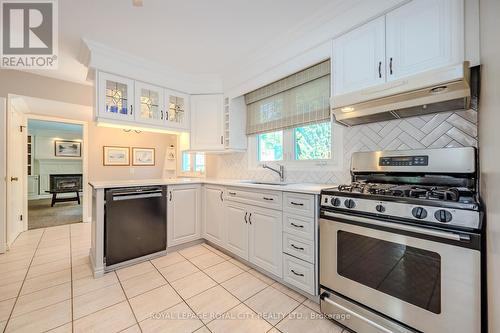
[27,119,84,229]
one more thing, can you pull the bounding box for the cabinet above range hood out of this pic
[331,62,479,126]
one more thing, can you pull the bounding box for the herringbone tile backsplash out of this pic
[206,110,478,185]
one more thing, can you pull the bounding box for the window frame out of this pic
[248,120,343,171]
[180,151,206,177]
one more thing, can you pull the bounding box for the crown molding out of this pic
[79,39,223,94]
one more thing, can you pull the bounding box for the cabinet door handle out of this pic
[263,197,274,201]
[389,57,393,75]
[169,191,172,201]
[161,110,164,120]
[291,244,304,251]
[220,136,224,145]
[130,104,133,115]
[244,212,248,224]
[290,201,303,206]
[248,213,252,225]
[378,61,382,78]
[220,191,223,202]
[290,223,304,229]
[291,269,304,277]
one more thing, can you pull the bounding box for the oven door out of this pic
[320,211,481,333]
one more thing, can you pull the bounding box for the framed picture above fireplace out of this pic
[103,146,130,166]
[55,140,82,157]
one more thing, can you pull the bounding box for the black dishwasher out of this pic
[105,186,167,266]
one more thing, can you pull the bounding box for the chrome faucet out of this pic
[262,163,285,183]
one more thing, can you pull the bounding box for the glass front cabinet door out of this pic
[98,72,135,120]
[134,82,165,126]
[165,90,190,130]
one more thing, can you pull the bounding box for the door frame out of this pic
[24,113,90,229]
[0,98,6,253]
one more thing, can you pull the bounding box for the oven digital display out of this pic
[379,155,428,166]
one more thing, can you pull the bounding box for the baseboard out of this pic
[0,242,6,254]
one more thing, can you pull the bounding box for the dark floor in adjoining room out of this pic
[28,198,83,229]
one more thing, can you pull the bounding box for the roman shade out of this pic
[245,60,331,135]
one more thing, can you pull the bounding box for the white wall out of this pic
[479,0,500,331]
[0,98,6,253]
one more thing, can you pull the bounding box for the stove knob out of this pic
[331,198,341,207]
[434,210,452,223]
[375,204,385,213]
[344,199,356,209]
[411,207,428,219]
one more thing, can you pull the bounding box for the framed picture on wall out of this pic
[55,140,82,157]
[103,146,130,166]
[132,147,155,166]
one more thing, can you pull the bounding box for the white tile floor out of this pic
[0,223,346,333]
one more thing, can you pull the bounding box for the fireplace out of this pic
[50,174,82,192]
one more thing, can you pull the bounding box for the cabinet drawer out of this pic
[225,186,282,210]
[283,233,314,264]
[283,214,314,240]
[283,254,315,295]
[283,192,315,217]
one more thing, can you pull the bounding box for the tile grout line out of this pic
[149,259,215,333]
[115,271,145,333]
[2,228,46,333]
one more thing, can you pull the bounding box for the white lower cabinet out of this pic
[248,206,283,277]
[203,185,226,247]
[225,200,283,278]
[283,254,316,295]
[167,184,201,247]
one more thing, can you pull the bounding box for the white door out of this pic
[225,202,248,260]
[248,206,283,277]
[386,0,464,80]
[97,72,135,121]
[167,185,201,247]
[6,105,26,245]
[165,90,190,130]
[134,81,165,126]
[190,94,224,150]
[203,186,225,247]
[332,16,386,96]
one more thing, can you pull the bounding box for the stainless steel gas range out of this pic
[319,147,484,333]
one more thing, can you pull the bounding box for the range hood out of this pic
[331,62,479,126]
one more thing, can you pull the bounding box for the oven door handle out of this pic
[322,295,393,333]
[322,211,470,242]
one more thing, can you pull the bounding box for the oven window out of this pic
[337,231,441,314]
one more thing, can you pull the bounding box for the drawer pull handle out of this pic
[263,197,274,201]
[290,202,304,206]
[290,223,304,229]
[291,244,304,251]
[291,269,304,277]
[228,191,236,195]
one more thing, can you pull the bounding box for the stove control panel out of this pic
[379,155,428,166]
[320,194,478,229]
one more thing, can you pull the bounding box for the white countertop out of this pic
[88,178,335,194]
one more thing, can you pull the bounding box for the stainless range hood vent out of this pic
[331,62,479,127]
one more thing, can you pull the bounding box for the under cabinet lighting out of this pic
[341,106,355,113]
[96,121,185,135]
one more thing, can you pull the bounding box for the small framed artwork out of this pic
[132,147,155,166]
[55,140,82,157]
[103,146,130,166]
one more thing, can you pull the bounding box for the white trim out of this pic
[248,121,343,172]
[0,98,6,253]
[24,114,91,224]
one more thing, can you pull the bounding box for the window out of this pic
[258,130,283,161]
[250,121,341,170]
[295,122,331,160]
[181,152,205,175]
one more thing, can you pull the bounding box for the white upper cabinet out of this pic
[332,16,386,96]
[166,90,190,130]
[385,0,464,80]
[134,81,165,126]
[332,0,464,97]
[190,94,224,151]
[98,72,135,120]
